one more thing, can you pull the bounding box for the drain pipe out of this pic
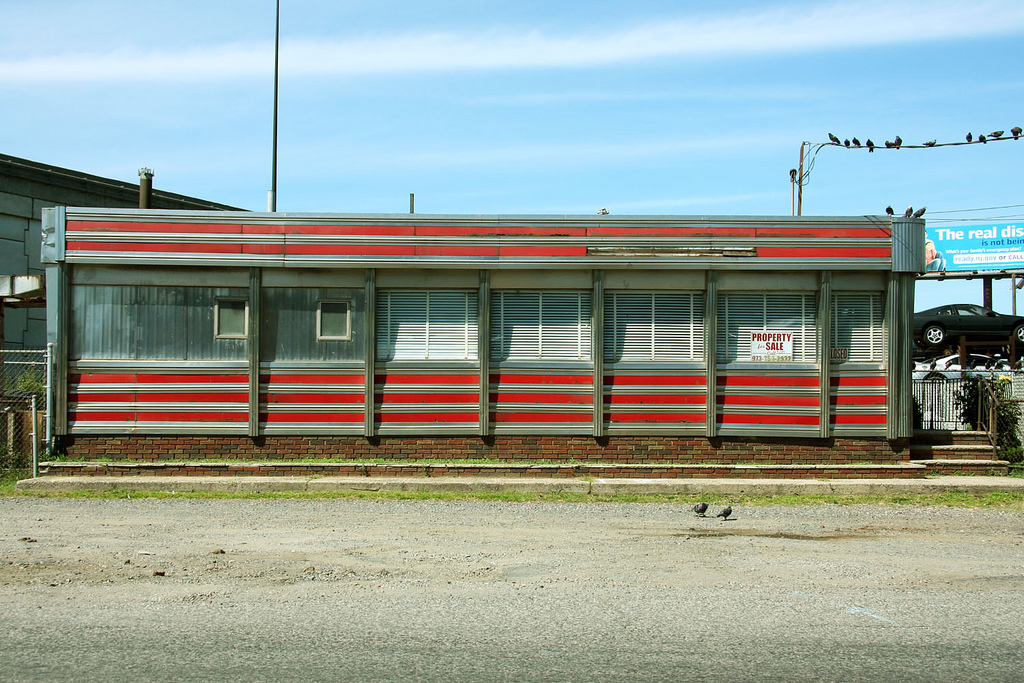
[139,167,154,209]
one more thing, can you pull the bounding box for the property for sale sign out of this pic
[750,331,793,362]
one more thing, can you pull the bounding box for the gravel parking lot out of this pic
[2,497,1023,681]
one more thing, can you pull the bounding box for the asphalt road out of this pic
[2,498,1023,682]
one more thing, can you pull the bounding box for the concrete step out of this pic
[40,461,930,480]
[911,459,1010,476]
[909,443,997,460]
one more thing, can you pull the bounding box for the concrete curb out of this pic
[15,475,1024,496]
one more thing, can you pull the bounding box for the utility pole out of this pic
[268,0,280,212]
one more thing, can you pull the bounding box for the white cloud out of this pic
[3,0,1022,83]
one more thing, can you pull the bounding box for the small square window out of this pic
[215,299,248,339]
[317,300,352,341]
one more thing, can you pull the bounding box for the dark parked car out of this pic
[914,303,1024,347]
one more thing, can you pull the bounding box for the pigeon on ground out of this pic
[716,506,733,520]
[692,502,709,517]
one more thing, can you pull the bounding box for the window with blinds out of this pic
[376,290,478,361]
[604,292,704,362]
[717,292,816,362]
[491,291,592,361]
[831,293,885,362]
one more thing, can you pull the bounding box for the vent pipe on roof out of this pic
[139,167,154,209]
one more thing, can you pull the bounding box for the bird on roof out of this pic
[852,137,861,147]
[966,132,973,142]
[866,139,875,152]
[692,502,709,517]
[923,140,937,147]
[597,208,609,215]
[828,133,841,145]
[991,131,1004,139]
[904,206,914,218]
[912,206,927,219]
[716,506,733,520]
[894,135,902,149]
[1012,127,1022,140]
[885,206,894,216]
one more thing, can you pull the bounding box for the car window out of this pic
[958,305,986,316]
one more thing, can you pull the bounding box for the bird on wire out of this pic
[884,140,894,148]
[866,139,875,152]
[979,134,987,144]
[852,137,861,147]
[913,207,927,219]
[1012,127,1022,140]
[844,139,850,147]
[717,506,733,521]
[904,206,914,218]
[923,140,937,147]
[894,135,902,149]
[828,133,841,145]
[991,130,1004,139]
[692,502,709,517]
[967,132,973,143]
[885,206,894,216]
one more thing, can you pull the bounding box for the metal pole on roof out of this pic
[268,0,280,212]
[796,142,806,216]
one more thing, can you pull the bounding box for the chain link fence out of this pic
[0,349,48,471]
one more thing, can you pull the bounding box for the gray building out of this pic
[0,153,238,349]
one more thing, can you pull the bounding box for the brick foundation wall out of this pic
[58,435,911,464]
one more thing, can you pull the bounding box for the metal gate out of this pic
[0,347,50,473]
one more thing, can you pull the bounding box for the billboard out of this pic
[925,223,1024,273]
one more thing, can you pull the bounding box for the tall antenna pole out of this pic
[268,0,280,212]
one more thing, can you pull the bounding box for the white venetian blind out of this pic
[491,291,592,361]
[717,292,816,362]
[604,292,704,362]
[831,293,884,362]
[376,290,478,361]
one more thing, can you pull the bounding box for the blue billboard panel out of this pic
[925,223,1024,273]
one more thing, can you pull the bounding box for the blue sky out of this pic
[3,0,1024,312]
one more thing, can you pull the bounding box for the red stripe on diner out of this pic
[244,224,416,236]
[588,227,757,238]
[261,413,363,423]
[490,392,593,404]
[490,373,593,385]
[607,413,705,423]
[830,376,887,387]
[135,374,248,383]
[67,242,243,253]
[605,394,705,406]
[414,225,588,237]
[832,414,887,424]
[135,412,247,422]
[70,373,137,384]
[133,393,249,403]
[264,393,364,404]
[69,412,135,422]
[757,247,891,258]
[717,414,820,425]
[605,375,706,387]
[69,394,136,403]
[830,395,887,405]
[377,393,480,403]
[499,246,588,257]
[262,374,364,385]
[717,375,819,388]
[414,245,500,256]
[284,244,417,256]
[377,374,479,385]
[376,413,478,423]
[492,412,593,423]
[717,395,820,407]
[68,221,244,234]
